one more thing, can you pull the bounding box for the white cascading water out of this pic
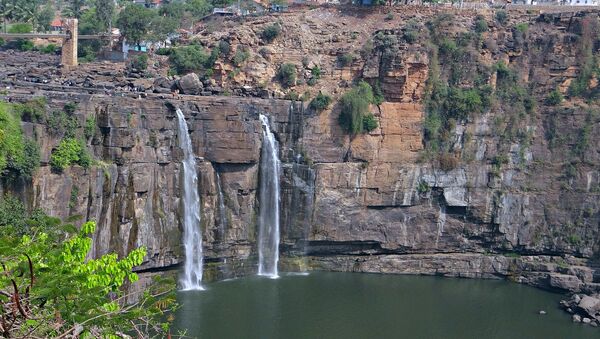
[176,108,204,291]
[258,114,281,278]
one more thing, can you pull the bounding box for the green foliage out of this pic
[339,81,378,134]
[0,217,177,337]
[545,88,563,105]
[309,92,332,112]
[156,47,172,55]
[15,39,34,51]
[385,12,394,21]
[417,180,430,194]
[261,24,281,43]
[277,63,297,88]
[84,116,96,140]
[40,43,58,54]
[95,0,115,32]
[568,55,597,98]
[8,23,32,33]
[495,10,508,25]
[572,112,593,159]
[233,46,250,66]
[311,65,322,79]
[130,54,149,71]
[116,5,155,47]
[337,53,354,67]
[474,17,488,33]
[47,108,78,138]
[372,80,385,105]
[168,44,211,74]
[515,23,529,33]
[50,138,91,172]
[362,113,378,132]
[69,185,79,209]
[0,101,40,180]
[218,40,231,56]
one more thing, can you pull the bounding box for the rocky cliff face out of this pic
[1,7,600,293]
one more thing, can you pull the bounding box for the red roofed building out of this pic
[50,18,63,32]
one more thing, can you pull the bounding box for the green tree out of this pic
[37,3,54,32]
[94,0,114,33]
[62,0,87,19]
[0,218,177,337]
[116,4,155,49]
[277,63,296,88]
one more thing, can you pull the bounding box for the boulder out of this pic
[583,317,591,324]
[177,73,203,95]
[577,295,600,317]
[549,273,582,292]
[153,77,174,94]
[573,314,582,323]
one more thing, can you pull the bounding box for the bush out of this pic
[474,18,488,33]
[15,39,34,51]
[218,40,231,56]
[0,102,40,180]
[261,24,281,43]
[545,88,563,105]
[0,38,4,46]
[385,13,394,21]
[47,109,77,137]
[233,46,250,66]
[84,116,96,139]
[403,29,417,44]
[277,63,297,88]
[495,10,507,25]
[362,114,378,132]
[50,138,91,172]
[169,44,210,74]
[130,54,148,70]
[339,81,377,134]
[311,65,321,79]
[40,44,57,54]
[8,23,32,33]
[309,92,332,112]
[515,23,529,33]
[156,47,171,55]
[337,53,354,67]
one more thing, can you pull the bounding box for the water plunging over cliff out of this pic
[258,114,281,278]
[176,108,204,291]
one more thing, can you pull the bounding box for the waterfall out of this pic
[258,114,281,278]
[176,108,204,291]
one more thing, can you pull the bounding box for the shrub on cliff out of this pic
[339,81,379,134]
[337,53,354,67]
[0,102,40,180]
[277,63,297,88]
[261,24,281,43]
[495,10,507,25]
[129,54,149,71]
[169,44,210,74]
[50,138,91,172]
[309,92,332,112]
[545,88,563,105]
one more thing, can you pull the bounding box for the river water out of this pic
[174,272,595,339]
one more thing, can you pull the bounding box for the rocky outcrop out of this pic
[0,8,599,301]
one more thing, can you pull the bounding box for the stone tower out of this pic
[61,19,78,68]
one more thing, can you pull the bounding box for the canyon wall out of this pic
[1,7,600,292]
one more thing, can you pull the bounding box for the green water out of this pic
[174,272,596,339]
